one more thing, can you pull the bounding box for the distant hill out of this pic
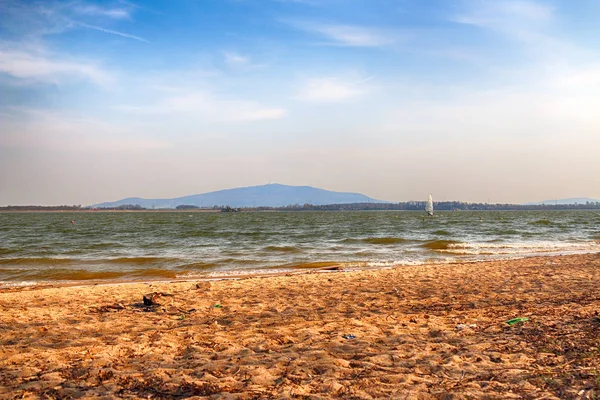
[92,183,388,209]
[525,197,600,205]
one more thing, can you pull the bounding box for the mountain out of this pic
[92,183,388,209]
[524,197,600,205]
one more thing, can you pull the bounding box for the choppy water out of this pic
[0,210,599,286]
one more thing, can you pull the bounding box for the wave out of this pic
[286,261,341,269]
[0,256,180,268]
[0,257,75,266]
[0,248,17,255]
[263,245,303,253]
[88,242,125,249]
[491,229,521,235]
[439,241,600,255]
[421,240,462,250]
[129,268,179,278]
[104,257,178,265]
[1,267,180,282]
[432,230,450,236]
[361,237,407,245]
[338,238,361,244]
[175,261,218,270]
[4,269,125,281]
[217,258,262,266]
[529,219,552,226]
[175,231,227,239]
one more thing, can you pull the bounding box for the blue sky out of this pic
[1,0,599,205]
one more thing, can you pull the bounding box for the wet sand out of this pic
[1,253,599,399]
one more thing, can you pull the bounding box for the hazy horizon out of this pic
[1,181,598,207]
[1,0,599,206]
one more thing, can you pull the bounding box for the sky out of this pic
[1,0,599,206]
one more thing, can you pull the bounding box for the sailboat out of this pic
[425,194,434,217]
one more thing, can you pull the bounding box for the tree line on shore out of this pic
[2,201,600,212]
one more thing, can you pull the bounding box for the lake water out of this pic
[1,210,599,287]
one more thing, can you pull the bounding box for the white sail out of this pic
[425,194,434,216]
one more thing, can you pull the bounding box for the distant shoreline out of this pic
[2,206,600,212]
[0,209,223,213]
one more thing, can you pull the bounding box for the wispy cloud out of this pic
[452,0,554,40]
[73,4,133,20]
[286,20,397,47]
[0,47,111,85]
[296,76,372,103]
[0,0,145,42]
[75,22,149,43]
[119,91,287,122]
[451,0,584,64]
[0,0,72,36]
[453,0,553,31]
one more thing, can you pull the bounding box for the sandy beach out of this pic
[1,253,599,399]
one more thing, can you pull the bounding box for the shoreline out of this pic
[1,251,598,293]
[2,252,599,398]
[0,264,347,293]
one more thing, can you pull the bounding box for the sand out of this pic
[1,253,599,399]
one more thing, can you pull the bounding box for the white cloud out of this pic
[296,77,371,103]
[0,47,112,85]
[223,51,250,66]
[286,21,396,47]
